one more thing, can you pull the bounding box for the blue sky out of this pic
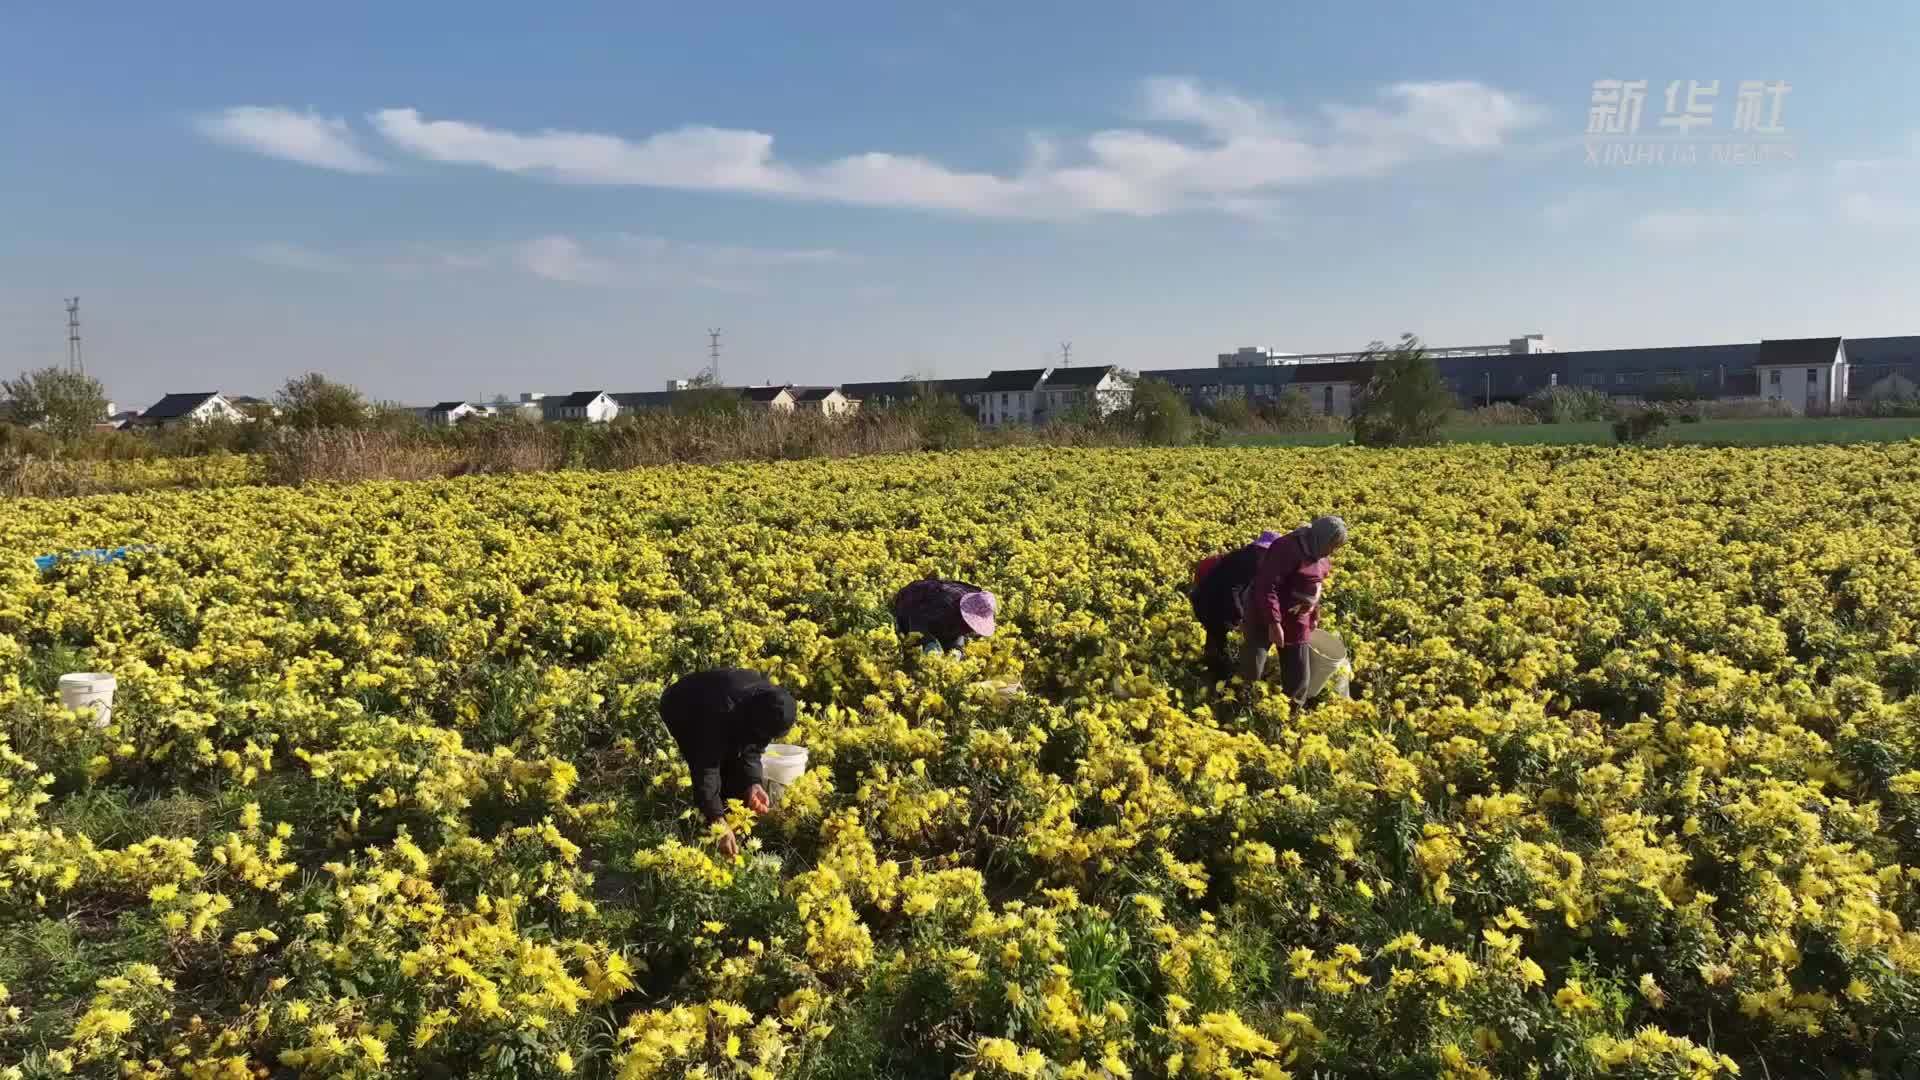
[4,1,1919,407]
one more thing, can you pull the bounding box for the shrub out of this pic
[1123,378,1196,446]
[1202,397,1258,431]
[1611,410,1671,444]
[868,392,982,451]
[1837,396,1920,419]
[1642,381,1700,403]
[1524,386,1614,424]
[275,373,369,431]
[0,368,110,442]
[1457,403,1540,427]
[1708,397,1795,419]
[261,428,451,485]
[1352,335,1454,447]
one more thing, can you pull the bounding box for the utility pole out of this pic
[707,328,723,384]
[65,298,83,374]
[1060,341,1073,368]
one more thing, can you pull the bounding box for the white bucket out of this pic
[760,743,809,806]
[1304,631,1352,700]
[59,672,116,730]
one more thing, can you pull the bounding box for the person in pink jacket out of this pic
[1240,516,1348,703]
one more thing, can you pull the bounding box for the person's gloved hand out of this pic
[748,785,771,814]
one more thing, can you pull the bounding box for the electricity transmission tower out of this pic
[66,297,83,374]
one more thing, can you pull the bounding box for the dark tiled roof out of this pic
[1554,342,1755,373]
[840,380,921,401]
[553,391,607,407]
[1283,361,1377,383]
[139,392,221,420]
[740,386,791,402]
[431,401,470,412]
[1846,335,1920,360]
[843,378,984,401]
[791,386,841,402]
[1757,337,1842,367]
[1043,365,1116,387]
[983,368,1050,391]
[1140,363,1377,387]
[612,391,679,409]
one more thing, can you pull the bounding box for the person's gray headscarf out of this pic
[1305,515,1348,559]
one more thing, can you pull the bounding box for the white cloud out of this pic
[341,77,1540,220]
[197,107,386,173]
[612,233,846,267]
[1831,134,1920,227]
[1838,192,1920,227]
[1629,209,1742,242]
[248,243,356,272]
[515,235,618,284]
[247,234,851,290]
[519,233,850,291]
[1542,189,1612,232]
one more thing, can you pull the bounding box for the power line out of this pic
[707,328,722,384]
[65,297,83,374]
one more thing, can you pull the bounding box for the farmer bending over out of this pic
[1189,530,1281,682]
[892,577,997,654]
[661,668,796,857]
[1241,516,1348,705]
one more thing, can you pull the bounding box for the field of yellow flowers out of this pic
[4,445,1920,1080]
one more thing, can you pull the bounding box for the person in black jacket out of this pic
[1189,531,1280,682]
[660,668,797,856]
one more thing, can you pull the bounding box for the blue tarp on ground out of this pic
[33,546,156,572]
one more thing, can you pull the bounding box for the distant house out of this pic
[542,391,618,423]
[980,369,1052,425]
[841,378,986,413]
[474,396,540,421]
[791,386,859,417]
[1756,338,1848,415]
[131,392,242,428]
[105,409,142,429]
[610,390,680,413]
[1283,361,1374,417]
[425,401,480,426]
[1843,335,1920,403]
[741,385,797,412]
[227,395,279,419]
[1040,366,1132,419]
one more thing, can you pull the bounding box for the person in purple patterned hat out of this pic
[1242,515,1348,704]
[892,577,998,655]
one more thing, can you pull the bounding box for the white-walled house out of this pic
[425,401,480,426]
[980,368,1052,425]
[1039,365,1132,419]
[542,391,619,423]
[1757,338,1848,415]
[740,385,798,412]
[131,392,243,428]
[791,386,859,417]
[1288,361,1374,417]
